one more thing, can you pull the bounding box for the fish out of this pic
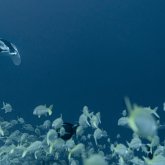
[57,122,79,140]
[33,104,53,118]
[0,38,21,65]
[1,101,12,113]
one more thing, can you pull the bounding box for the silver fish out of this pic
[0,38,21,65]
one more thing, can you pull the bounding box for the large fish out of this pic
[0,38,21,65]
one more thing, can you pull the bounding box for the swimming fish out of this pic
[0,38,21,65]
[1,101,13,113]
[57,122,79,140]
[33,104,53,118]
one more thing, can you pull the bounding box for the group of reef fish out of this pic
[1,39,165,164]
[0,98,165,165]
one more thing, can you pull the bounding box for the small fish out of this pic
[33,104,53,118]
[0,38,21,65]
[1,101,12,113]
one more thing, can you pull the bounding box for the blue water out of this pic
[0,0,165,140]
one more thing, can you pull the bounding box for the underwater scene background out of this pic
[0,0,165,164]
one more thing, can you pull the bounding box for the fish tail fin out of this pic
[1,101,5,109]
[48,105,53,116]
[0,126,4,136]
[49,144,53,154]
[124,97,132,114]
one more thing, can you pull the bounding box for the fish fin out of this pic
[10,51,21,66]
[1,101,5,109]
[49,104,53,110]
[48,105,53,116]
[34,151,38,159]
[49,145,53,154]
[0,126,4,136]
[48,109,52,116]
[124,97,132,114]
[22,150,27,158]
